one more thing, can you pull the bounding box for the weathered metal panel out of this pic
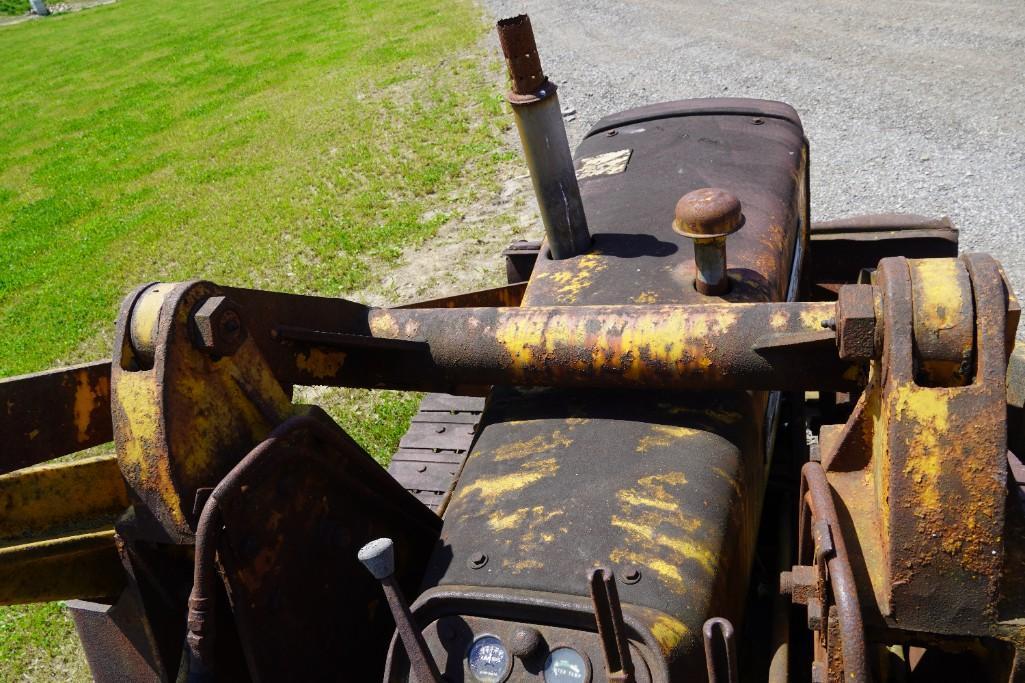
[0,455,128,605]
[0,360,112,474]
[523,98,807,306]
[406,100,808,679]
[211,412,441,681]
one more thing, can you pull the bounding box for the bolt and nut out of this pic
[192,296,246,357]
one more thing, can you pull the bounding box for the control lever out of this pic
[588,568,635,682]
[358,538,441,683]
[703,617,739,683]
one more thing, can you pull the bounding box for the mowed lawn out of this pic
[0,0,509,678]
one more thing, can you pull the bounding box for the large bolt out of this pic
[835,284,879,360]
[673,188,744,295]
[192,296,246,357]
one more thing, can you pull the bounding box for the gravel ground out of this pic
[480,0,1025,303]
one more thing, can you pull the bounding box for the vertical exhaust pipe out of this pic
[497,15,591,260]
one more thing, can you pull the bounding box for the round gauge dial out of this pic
[544,647,590,682]
[467,635,512,683]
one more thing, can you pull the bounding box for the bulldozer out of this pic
[3,14,1025,682]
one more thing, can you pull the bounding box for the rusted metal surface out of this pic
[0,455,128,605]
[499,15,590,261]
[110,287,857,395]
[781,462,868,683]
[496,14,546,97]
[503,240,542,284]
[804,214,959,299]
[188,411,440,680]
[909,258,974,385]
[0,529,124,605]
[366,302,858,392]
[415,386,765,680]
[590,568,635,682]
[68,592,163,682]
[0,359,112,474]
[395,281,527,309]
[388,393,484,512]
[821,256,1019,656]
[524,98,807,307]
[835,284,879,361]
[110,281,295,543]
[673,188,746,296]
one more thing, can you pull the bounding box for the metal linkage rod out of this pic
[363,302,857,392]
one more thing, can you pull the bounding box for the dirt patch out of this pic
[365,127,540,306]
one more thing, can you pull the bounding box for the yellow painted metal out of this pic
[0,455,128,604]
[112,281,296,541]
[127,283,171,366]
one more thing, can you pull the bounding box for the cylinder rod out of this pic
[497,15,590,260]
[362,302,858,392]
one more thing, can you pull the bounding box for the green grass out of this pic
[0,0,510,678]
[0,0,25,17]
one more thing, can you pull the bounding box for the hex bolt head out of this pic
[806,596,824,631]
[672,188,744,295]
[779,570,794,596]
[192,296,246,357]
[836,284,880,361]
[357,537,395,580]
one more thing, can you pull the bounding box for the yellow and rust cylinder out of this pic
[366,302,858,391]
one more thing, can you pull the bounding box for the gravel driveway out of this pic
[481,0,1025,305]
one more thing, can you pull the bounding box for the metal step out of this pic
[387,394,485,513]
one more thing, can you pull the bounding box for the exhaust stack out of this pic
[497,15,591,260]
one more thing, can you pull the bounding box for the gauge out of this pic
[544,647,590,682]
[467,634,511,683]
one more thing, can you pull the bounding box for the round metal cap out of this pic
[672,187,744,239]
[508,627,543,658]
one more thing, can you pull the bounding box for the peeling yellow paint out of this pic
[769,309,788,330]
[634,291,658,304]
[547,253,608,303]
[295,348,346,380]
[502,558,543,572]
[493,304,747,382]
[609,469,711,593]
[456,458,558,505]
[488,507,528,531]
[650,614,689,655]
[73,371,109,443]
[891,384,949,514]
[636,424,700,452]
[492,431,573,461]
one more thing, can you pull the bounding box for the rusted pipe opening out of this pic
[496,14,547,97]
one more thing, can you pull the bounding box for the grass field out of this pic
[0,0,25,17]
[0,0,511,678]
